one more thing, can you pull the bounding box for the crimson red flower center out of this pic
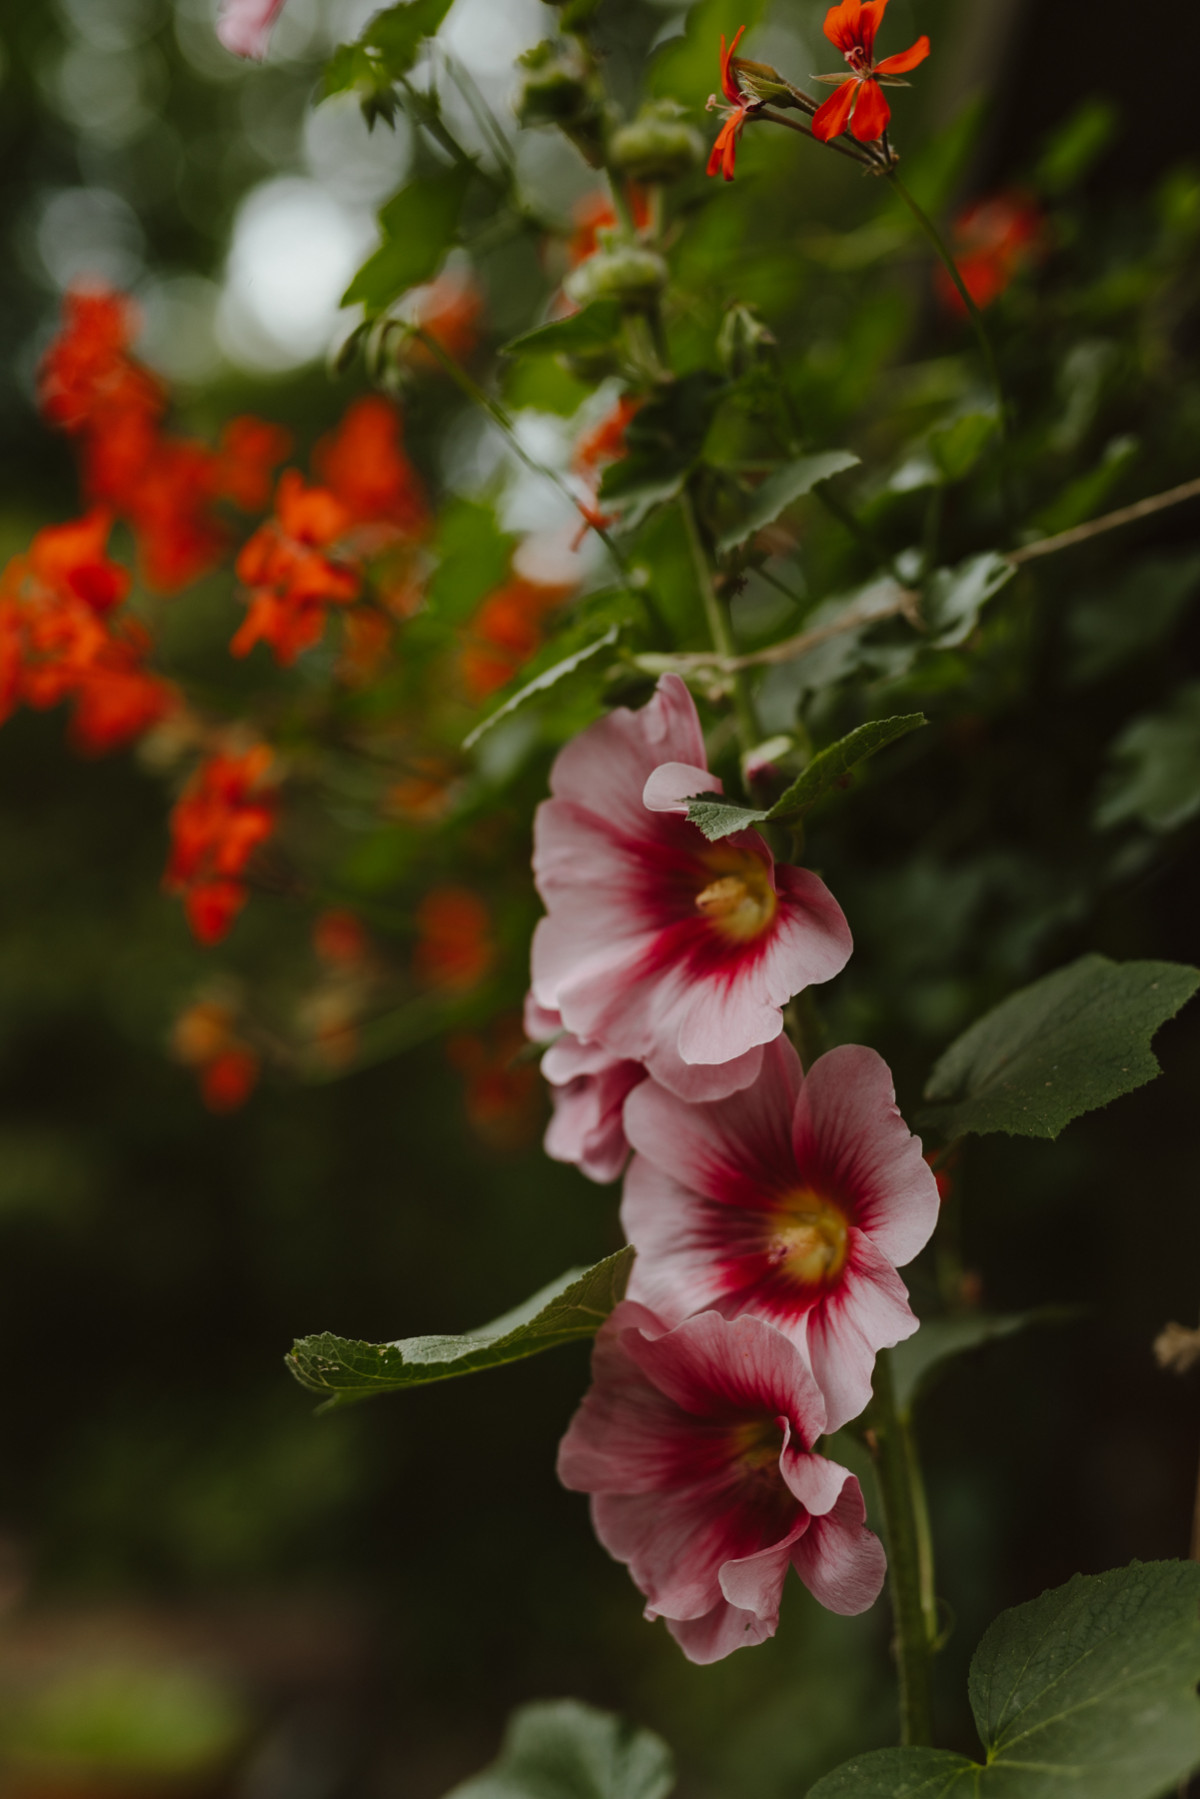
[769,1190,849,1286]
[694,848,777,941]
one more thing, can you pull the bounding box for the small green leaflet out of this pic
[921,954,1200,1141]
[343,167,473,315]
[442,1700,675,1799]
[325,0,454,92]
[717,450,860,554]
[503,302,624,358]
[809,1562,1200,1799]
[685,714,926,843]
[288,1247,634,1410]
[922,552,1015,648]
[1095,680,1200,833]
[891,1311,1074,1416]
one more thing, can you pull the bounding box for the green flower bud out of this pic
[609,102,703,185]
[514,39,607,165]
[717,302,777,378]
[564,234,669,310]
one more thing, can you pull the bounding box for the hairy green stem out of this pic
[679,490,759,756]
[886,171,1006,432]
[869,1349,938,1747]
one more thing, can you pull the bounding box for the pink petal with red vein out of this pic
[547,672,705,832]
[804,1228,918,1431]
[790,1479,887,1614]
[642,761,720,814]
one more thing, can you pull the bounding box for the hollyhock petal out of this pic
[794,1044,939,1267]
[543,1052,645,1185]
[780,1449,855,1519]
[622,1154,733,1322]
[216,0,288,58]
[523,993,563,1044]
[790,1479,888,1615]
[547,673,705,833]
[649,1044,765,1102]
[812,78,860,143]
[666,1594,780,1662]
[874,36,931,75]
[642,762,720,815]
[849,76,891,142]
[804,1229,918,1431]
[623,1309,826,1443]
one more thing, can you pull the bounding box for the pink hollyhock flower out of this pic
[622,1036,940,1432]
[525,997,645,1185]
[558,1302,886,1663]
[216,0,288,58]
[530,675,851,1103]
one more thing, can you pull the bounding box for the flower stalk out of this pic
[868,1347,938,1747]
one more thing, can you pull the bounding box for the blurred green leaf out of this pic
[929,410,999,483]
[1068,551,1200,685]
[503,302,624,357]
[601,373,725,529]
[923,552,1015,648]
[684,715,926,842]
[368,0,455,69]
[1096,682,1200,834]
[647,0,768,107]
[425,498,518,624]
[464,587,648,749]
[891,1311,1074,1415]
[288,1247,635,1409]
[901,98,986,215]
[1036,96,1120,196]
[343,166,473,314]
[1031,435,1140,537]
[921,954,1200,1140]
[810,1562,1200,1799]
[443,1699,674,1799]
[716,450,860,553]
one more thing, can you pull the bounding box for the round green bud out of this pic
[564,237,669,309]
[609,103,703,184]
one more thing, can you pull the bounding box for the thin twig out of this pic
[1006,475,1200,565]
[754,107,880,169]
[635,581,918,676]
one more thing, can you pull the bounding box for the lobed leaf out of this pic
[1094,681,1200,834]
[343,166,473,314]
[443,1699,674,1799]
[503,302,625,358]
[287,1247,634,1410]
[810,1563,1200,1799]
[683,715,926,843]
[921,954,1200,1141]
[716,450,860,554]
[923,553,1015,649]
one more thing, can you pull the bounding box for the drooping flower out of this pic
[525,997,645,1186]
[621,1036,940,1432]
[558,1302,886,1663]
[811,0,930,146]
[164,746,278,945]
[936,193,1043,314]
[216,0,289,58]
[706,27,758,182]
[531,675,851,1103]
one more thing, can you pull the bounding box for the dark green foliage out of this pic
[443,1701,674,1799]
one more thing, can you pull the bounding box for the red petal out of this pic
[720,24,747,105]
[874,35,930,75]
[811,78,859,142]
[858,0,890,58]
[707,114,740,180]
[822,0,864,55]
[849,75,890,141]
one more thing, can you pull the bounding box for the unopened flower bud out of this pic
[515,39,607,166]
[564,234,669,309]
[732,56,809,111]
[717,301,777,378]
[609,101,704,184]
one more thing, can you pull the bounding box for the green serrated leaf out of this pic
[287,1248,634,1410]
[716,450,860,554]
[921,954,1200,1141]
[682,715,925,843]
[425,498,518,625]
[363,0,454,70]
[343,167,473,314]
[891,1311,1074,1416]
[811,1563,1200,1799]
[443,1699,674,1799]
[1095,681,1200,834]
[923,553,1015,649]
[463,626,620,750]
[503,302,624,358]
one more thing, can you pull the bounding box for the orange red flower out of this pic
[567,189,653,267]
[812,0,929,145]
[706,27,757,182]
[171,998,260,1112]
[312,396,429,540]
[232,472,360,665]
[164,745,278,944]
[460,576,572,700]
[936,193,1044,313]
[412,887,495,992]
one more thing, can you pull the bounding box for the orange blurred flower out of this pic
[936,193,1044,314]
[216,416,294,512]
[312,395,430,539]
[171,998,260,1113]
[567,188,653,267]
[405,270,485,366]
[446,1015,543,1152]
[232,471,360,665]
[387,755,456,823]
[164,745,277,945]
[706,27,757,182]
[413,887,494,992]
[313,907,370,968]
[570,395,640,543]
[460,577,569,700]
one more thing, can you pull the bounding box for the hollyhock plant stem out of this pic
[868,1347,938,1746]
[886,173,1006,434]
[679,489,758,757]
